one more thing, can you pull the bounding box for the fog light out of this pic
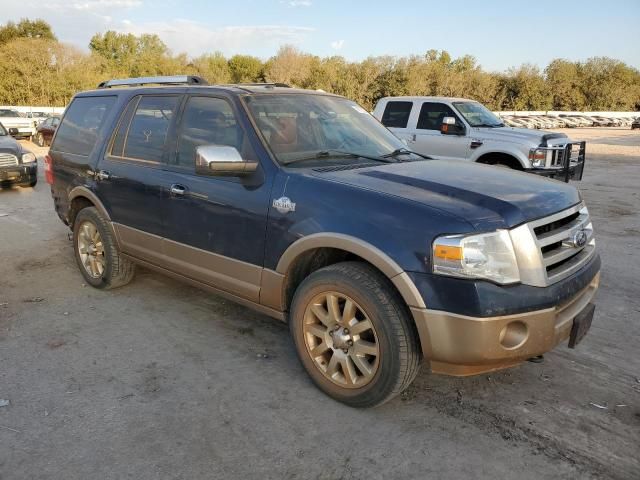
[499,321,528,349]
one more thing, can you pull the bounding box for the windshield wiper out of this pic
[281,149,395,166]
[382,148,431,160]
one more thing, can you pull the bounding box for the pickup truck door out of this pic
[405,102,470,161]
[160,95,271,303]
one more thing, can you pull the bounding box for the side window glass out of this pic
[110,97,140,157]
[416,103,458,130]
[53,96,116,155]
[123,96,179,162]
[176,96,250,169]
[380,101,413,128]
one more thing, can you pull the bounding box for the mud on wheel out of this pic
[290,261,421,408]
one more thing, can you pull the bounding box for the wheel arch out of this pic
[271,233,426,314]
[474,150,527,169]
[68,186,120,247]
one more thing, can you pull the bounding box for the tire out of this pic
[73,206,135,289]
[20,179,37,188]
[289,261,421,408]
[36,133,44,147]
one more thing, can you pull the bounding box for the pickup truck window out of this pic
[453,102,504,127]
[245,94,405,166]
[122,95,180,163]
[381,101,413,128]
[417,102,460,130]
[54,96,116,156]
[176,96,251,168]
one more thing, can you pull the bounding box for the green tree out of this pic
[228,55,263,83]
[0,18,56,44]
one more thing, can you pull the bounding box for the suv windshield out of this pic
[0,109,24,118]
[244,94,417,166]
[453,102,503,127]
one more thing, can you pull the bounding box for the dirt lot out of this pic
[1,128,639,480]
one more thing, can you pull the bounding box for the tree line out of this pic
[1,18,639,111]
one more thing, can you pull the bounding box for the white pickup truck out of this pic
[373,96,586,181]
[0,109,37,141]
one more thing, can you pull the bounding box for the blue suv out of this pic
[47,76,601,407]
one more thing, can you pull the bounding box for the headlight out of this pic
[432,230,520,284]
[22,152,36,163]
[528,148,547,168]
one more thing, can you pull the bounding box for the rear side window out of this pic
[122,96,180,162]
[53,96,116,155]
[416,102,458,130]
[381,101,413,128]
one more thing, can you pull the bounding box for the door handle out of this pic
[170,184,186,196]
[96,170,111,181]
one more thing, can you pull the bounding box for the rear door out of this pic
[95,94,182,264]
[378,100,414,144]
[160,94,271,302]
[409,102,470,161]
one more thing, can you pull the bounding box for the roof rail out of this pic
[232,83,291,88]
[97,75,209,89]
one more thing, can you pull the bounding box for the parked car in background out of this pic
[47,76,599,407]
[0,121,37,187]
[632,117,640,130]
[25,111,49,124]
[35,116,60,147]
[374,96,585,181]
[0,109,37,140]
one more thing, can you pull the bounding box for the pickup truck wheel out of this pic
[290,262,421,408]
[73,207,135,289]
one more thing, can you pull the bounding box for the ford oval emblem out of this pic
[573,229,588,248]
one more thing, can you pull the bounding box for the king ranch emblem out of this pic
[273,197,296,214]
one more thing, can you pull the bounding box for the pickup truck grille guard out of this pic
[529,141,586,182]
[0,152,18,167]
[530,141,587,183]
[510,203,595,287]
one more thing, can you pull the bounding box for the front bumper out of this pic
[0,163,37,185]
[409,270,600,376]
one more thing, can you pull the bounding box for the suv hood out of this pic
[0,134,20,152]
[312,160,581,230]
[473,126,567,146]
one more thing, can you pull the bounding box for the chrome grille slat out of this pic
[0,153,18,167]
[536,213,591,247]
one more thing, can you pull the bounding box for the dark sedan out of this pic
[0,122,37,188]
[35,116,60,147]
[632,117,640,130]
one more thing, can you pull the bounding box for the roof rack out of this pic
[231,83,291,88]
[97,75,209,89]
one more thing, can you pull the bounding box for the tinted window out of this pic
[110,97,140,157]
[176,96,245,168]
[53,96,116,155]
[416,102,458,130]
[123,96,179,162]
[381,101,413,128]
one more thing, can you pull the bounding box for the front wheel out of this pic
[73,207,135,289]
[290,262,421,408]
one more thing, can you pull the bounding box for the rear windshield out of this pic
[53,96,116,156]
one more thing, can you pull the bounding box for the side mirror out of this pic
[441,117,465,136]
[8,127,19,136]
[195,145,258,176]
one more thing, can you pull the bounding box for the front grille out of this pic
[0,153,18,167]
[530,204,595,284]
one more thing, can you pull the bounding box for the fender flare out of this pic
[275,232,426,309]
[68,186,120,246]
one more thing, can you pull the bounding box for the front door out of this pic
[408,102,470,161]
[161,95,272,302]
[96,94,182,265]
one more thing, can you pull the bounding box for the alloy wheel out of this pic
[302,291,380,388]
[77,221,105,278]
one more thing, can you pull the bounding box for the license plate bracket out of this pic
[568,303,595,348]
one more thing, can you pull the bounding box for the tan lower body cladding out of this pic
[411,273,600,376]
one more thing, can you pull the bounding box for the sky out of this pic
[0,0,639,72]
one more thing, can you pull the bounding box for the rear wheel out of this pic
[73,207,135,289]
[290,262,421,408]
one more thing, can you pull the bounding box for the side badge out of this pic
[273,197,296,214]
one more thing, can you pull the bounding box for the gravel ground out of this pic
[1,128,639,480]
